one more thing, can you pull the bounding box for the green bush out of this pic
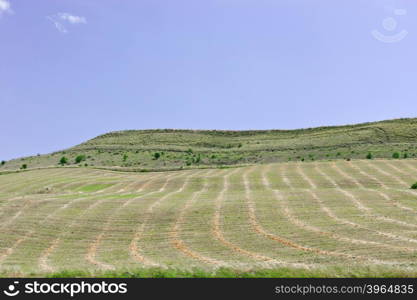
[366,152,373,159]
[392,152,400,159]
[153,152,160,160]
[75,155,86,164]
[123,154,128,161]
[21,164,27,169]
[0,160,5,166]
[404,153,408,159]
[411,183,417,189]
[195,154,201,164]
[59,156,68,165]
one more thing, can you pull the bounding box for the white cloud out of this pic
[0,0,12,16]
[46,16,68,34]
[58,13,86,24]
[47,12,87,33]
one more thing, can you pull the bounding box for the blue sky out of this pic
[1,0,416,160]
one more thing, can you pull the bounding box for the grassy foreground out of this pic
[1,266,415,278]
[43,267,417,278]
[1,159,417,277]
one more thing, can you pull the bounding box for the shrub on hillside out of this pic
[75,155,86,164]
[153,152,160,160]
[411,183,417,189]
[1,160,5,166]
[366,153,373,159]
[392,152,400,159]
[21,164,27,169]
[195,154,201,164]
[59,157,68,165]
[404,153,408,159]
[123,154,128,161]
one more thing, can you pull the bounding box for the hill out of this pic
[2,118,417,171]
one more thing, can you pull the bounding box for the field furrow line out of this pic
[0,169,73,193]
[272,165,398,264]
[37,187,137,273]
[365,161,417,201]
[351,163,416,213]
[314,164,417,246]
[308,189,417,253]
[0,231,34,265]
[0,196,26,218]
[116,173,163,193]
[296,164,317,189]
[169,169,228,267]
[0,197,33,229]
[296,165,417,252]
[348,162,387,188]
[399,160,417,174]
[11,169,110,195]
[211,168,301,268]
[332,162,417,229]
[366,161,408,187]
[0,193,68,232]
[385,161,416,179]
[244,166,365,264]
[129,170,199,267]
[86,172,178,270]
[0,193,88,268]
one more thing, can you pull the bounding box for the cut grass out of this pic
[1,160,417,277]
[78,184,114,193]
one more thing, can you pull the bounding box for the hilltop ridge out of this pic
[2,117,417,171]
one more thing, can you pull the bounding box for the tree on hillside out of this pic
[59,156,68,165]
[411,182,417,189]
[366,152,373,159]
[1,160,5,166]
[153,152,160,160]
[195,154,201,164]
[392,152,400,159]
[21,164,27,169]
[75,155,86,164]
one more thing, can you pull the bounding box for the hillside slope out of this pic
[2,118,417,171]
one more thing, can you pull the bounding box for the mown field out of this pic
[1,159,417,277]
